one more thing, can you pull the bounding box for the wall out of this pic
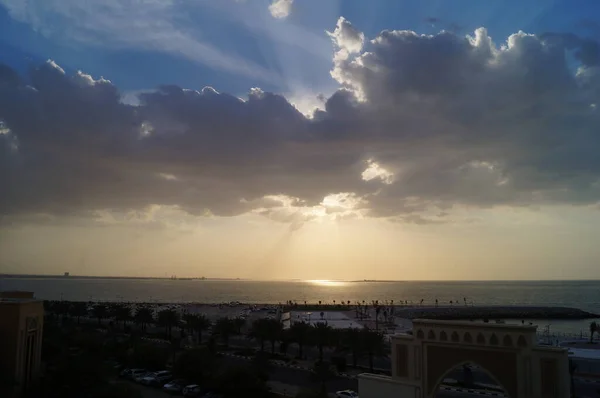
[0,303,20,379]
[0,300,44,395]
[358,373,418,398]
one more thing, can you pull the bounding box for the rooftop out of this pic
[412,318,538,332]
[0,291,41,303]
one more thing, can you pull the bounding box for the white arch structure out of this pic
[358,319,570,398]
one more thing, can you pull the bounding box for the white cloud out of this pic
[327,17,365,55]
[362,160,394,184]
[268,0,293,19]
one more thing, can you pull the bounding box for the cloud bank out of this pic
[1,18,600,225]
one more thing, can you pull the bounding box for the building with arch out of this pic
[358,319,570,398]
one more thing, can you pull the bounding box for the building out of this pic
[281,311,364,329]
[566,347,600,379]
[358,319,570,398]
[0,291,44,397]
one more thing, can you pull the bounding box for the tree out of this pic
[129,343,170,371]
[183,313,211,344]
[375,305,382,331]
[173,347,215,383]
[215,366,270,398]
[312,322,332,363]
[233,317,246,335]
[590,321,598,343]
[113,305,132,329]
[310,361,334,395]
[361,328,385,372]
[134,306,155,332]
[214,317,236,347]
[249,319,270,352]
[252,351,271,382]
[289,322,312,359]
[69,302,89,324]
[342,328,363,367]
[92,303,108,326]
[265,319,283,354]
[158,309,180,339]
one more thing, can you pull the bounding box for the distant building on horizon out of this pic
[0,291,44,397]
[63,272,69,277]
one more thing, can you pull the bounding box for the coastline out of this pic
[42,299,600,321]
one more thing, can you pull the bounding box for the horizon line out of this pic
[1,273,599,283]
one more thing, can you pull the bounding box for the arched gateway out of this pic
[358,319,570,398]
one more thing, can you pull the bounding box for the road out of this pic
[223,355,358,394]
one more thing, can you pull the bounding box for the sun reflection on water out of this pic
[307,280,347,287]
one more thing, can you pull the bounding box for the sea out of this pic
[2,277,599,336]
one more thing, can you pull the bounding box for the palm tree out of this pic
[92,303,108,326]
[193,314,212,344]
[590,321,598,343]
[111,304,131,329]
[249,319,270,352]
[265,319,283,354]
[134,306,155,332]
[69,302,89,324]
[289,321,311,359]
[182,313,197,335]
[312,322,332,363]
[310,361,334,395]
[361,328,385,372]
[214,317,236,347]
[158,309,180,339]
[233,317,246,335]
[182,314,211,344]
[343,328,363,367]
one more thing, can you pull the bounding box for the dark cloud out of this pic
[1,20,600,225]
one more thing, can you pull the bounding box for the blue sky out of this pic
[2,0,598,102]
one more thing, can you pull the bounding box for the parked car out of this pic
[183,384,202,397]
[145,370,172,387]
[119,368,132,378]
[134,371,153,383]
[163,379,188,394]
[120,368,146,380]
[336,390,359,398]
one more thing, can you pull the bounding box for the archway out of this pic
[358,319,571,398]
[432,361,509,397]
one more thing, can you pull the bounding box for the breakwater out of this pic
[394,305,599,320]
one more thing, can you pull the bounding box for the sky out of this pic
[1,0,600,281]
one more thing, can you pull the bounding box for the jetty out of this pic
[392,305,599,320]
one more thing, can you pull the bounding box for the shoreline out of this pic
[41,299,600,321]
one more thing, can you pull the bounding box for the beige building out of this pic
[0,291,44,397]
[359,319,570,398]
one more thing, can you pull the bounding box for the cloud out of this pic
[269,0,293,19]
[1,20,600,226]
[0,0,275,82]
